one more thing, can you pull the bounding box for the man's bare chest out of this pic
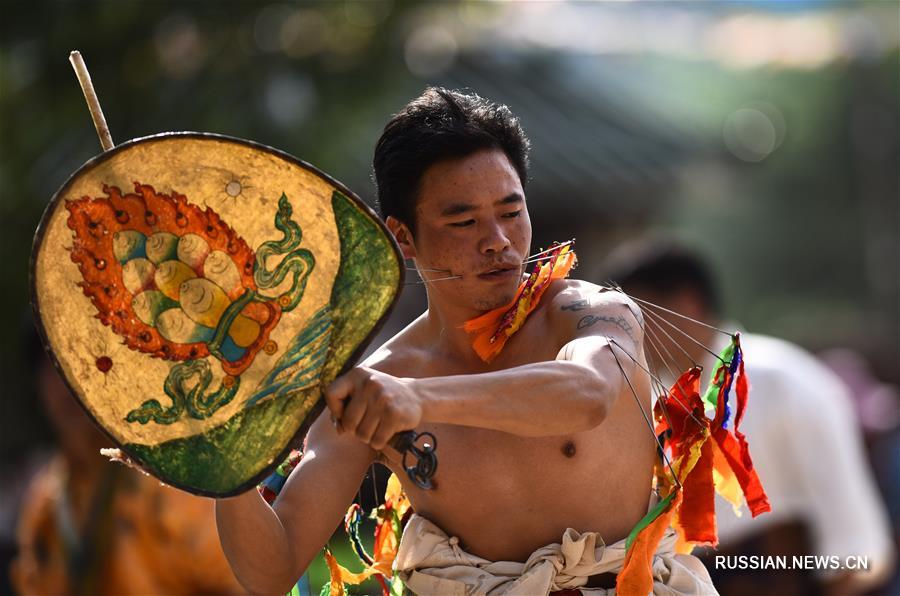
[382,407,655,558]
[411,317,563,378]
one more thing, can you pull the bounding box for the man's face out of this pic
[407,148,532,312]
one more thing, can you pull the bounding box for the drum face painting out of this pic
[31,133,403,496]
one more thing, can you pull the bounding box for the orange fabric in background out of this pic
[11,455,244,596]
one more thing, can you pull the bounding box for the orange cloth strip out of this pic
[616,489,682,595]
[463,244,576,362]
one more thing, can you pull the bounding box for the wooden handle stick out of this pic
[69,50,114,151]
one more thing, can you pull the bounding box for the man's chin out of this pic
[473,290,516,312]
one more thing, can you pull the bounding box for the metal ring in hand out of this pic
[400,431,438,490]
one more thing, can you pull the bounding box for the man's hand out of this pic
[324,367,423,451]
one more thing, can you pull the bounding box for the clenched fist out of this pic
[324,367,423,451]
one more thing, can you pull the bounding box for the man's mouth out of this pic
[477,266,519,281]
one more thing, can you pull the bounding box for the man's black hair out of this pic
[602,239,721,315]
[373,87,530,231]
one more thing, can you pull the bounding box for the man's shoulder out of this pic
[360,317,428,377]
[546,279,642,323]
[538,279,644,351]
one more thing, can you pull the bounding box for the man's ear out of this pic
[385,216,417,260]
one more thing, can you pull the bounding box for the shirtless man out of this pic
[216,88,715,594]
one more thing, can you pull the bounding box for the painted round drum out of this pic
[31,133,403,496]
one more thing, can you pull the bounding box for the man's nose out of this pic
[479,220,511,254]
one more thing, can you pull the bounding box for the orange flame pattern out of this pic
[66,182,280,375]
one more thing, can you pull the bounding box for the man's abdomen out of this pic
[393,401,656,563]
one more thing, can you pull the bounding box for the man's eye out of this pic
[502,211,521,219]
[449,219,476,228]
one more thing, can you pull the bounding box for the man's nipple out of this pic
[561,440,577,458]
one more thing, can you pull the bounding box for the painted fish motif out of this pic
[66,183,308,380]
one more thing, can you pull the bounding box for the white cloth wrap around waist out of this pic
[393,514,718,595]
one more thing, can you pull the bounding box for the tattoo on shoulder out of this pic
[562,296,640,347]
[561,299,590,311]
[577,313,635,343]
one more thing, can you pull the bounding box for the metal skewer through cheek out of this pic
[405,273,464,285]
[403,239,575,286]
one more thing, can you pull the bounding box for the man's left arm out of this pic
[325,289,646,450]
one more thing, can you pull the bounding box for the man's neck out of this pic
[420,294,494,366]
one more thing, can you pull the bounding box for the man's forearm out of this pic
[416,360,613,436]
[215,490,297,594]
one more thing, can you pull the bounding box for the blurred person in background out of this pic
[819,349,900,595]
[601,238,896,596]
[10,324,244,595]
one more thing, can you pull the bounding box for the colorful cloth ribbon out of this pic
[617,334,770,594]
[258,449,303,504]
[257,453,410,596]
[463,241,577,362]
[325,473,411,596]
